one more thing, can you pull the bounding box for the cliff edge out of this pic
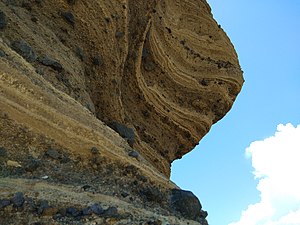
[0,0,243,224]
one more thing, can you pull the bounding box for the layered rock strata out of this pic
[0,0,243,224]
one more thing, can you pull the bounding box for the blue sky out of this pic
[171,1,300,225]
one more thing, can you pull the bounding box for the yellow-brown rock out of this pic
[0,0,243,224]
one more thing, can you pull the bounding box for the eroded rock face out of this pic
[0,0,243,176]
[0,0,243,224]
[125,0,244,175]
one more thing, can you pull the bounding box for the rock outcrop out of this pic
[0,0,243,224]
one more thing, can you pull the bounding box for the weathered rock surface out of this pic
[0,0,243,224]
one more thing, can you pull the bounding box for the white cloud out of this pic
[229,123,300,225]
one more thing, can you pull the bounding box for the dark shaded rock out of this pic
[140,187,164,204]
[0,146,7,157]
[35,0,43,5]
[26,197,37,212]
[200,210,208,218]
[108,121,135,146]
[66,207,80,217]
[199,217,209,225]
[32,222,42,225]
[25,157,40,172]
[0,199,11,209]
[31,16,38,23]
[81,184,92,191]
[53,213,63,220]
[38,56,63,72]
[90,147,99,154]
[60,154,70,163]
[81,207,92,216]
[11,192,25,207]
[0,11,7,29]
[147,220,162,225]
[11,40,37,62]
[128,150,139,159]
[67,0,76,5]
[75,47,85,61]
[142,110,150,118]
[45,148,60,159]
[121,191,129,198]
[115,31,124,39]
[56,73,71,88]
[90,203,104,215]
[58,208,67,216]
[103,206,118,216]
[0,50,6,57]
[62,12,75,26]
[35,67,44,75]
[16,167,26,175]
[170,189,206,222]
[37,200,49,215]
[21,1,32,11]
[200,79,209,86]
[92,55,103,66]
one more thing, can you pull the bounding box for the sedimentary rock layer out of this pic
[0,0,243,224]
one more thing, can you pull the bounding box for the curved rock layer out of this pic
[125,0,243,174]
[0,0,243,224]
[0,0,243,176]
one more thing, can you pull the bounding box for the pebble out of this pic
[67,0,76,5]
[7,160,22,167]
[115,31,124,39]
[25,157,40,172]
[26,197,36,211]
[0,199,11,209]
[81,184,92,191]
[128,150,139,159]
[90,147,99,154]
[108,121,135,146]
[41,175,49,179]
[0,11,7,29]
[121,191,129,198]
[60,154,70,163]
[147,220,163,225]
[103,206,118,216]
[11,40,37,62]
[140,187,163,203]
[35,67,44,75]
[45,148,60,159]
[62,12,75,26]
[43,206,58,216]
[11,192,25,207]
[90,203,104,215]
[92,56,103,66]
[66,207,80,217]
[170,189,204,221]
[81,206,92,215]
[38,56,63,72]
[0,50,6,57]
[37,200,49,214]
[0,146,7,157]
[75,47,85,61]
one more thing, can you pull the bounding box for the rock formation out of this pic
[0,0,243,224]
